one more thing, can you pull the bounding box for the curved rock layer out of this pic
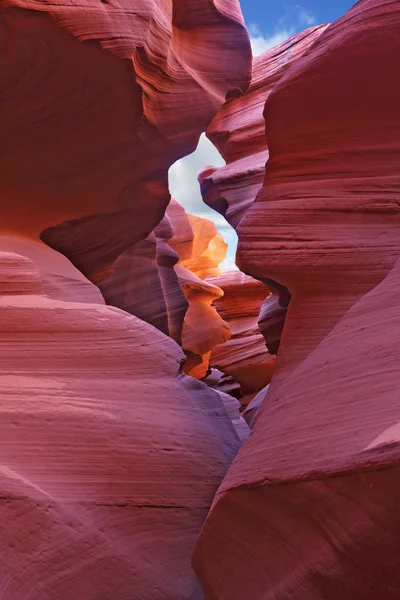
[0,0,251,280]
[207,270,274,397]
[0,249,240,599]
[99,198,231,376]
[98,212,188,344]
[257,292,288,356]
[199,24,328,229]
[194,1,400,598]
[172,210,231,379]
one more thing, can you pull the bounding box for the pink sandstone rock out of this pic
[194,0,400,597]
[180,214,228,280]
[177,264,230,379]
[0,0,251,281]
[98,199,231,375]
[167,204,231,379]
[98,213,188,344]
[207,270,274,396]
[202,368,242,400]
[243,384,270,428]
[217,390,249,442]
[0,236,104,304]
[199,24,328,229]
[0,1,252,595]
[0,250,240,599]
[257,292,288,356]
[167,198,196,263]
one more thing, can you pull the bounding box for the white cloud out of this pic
[219,255,239,272]
[298,7,317,26]
[249,5,318,57]
[249,25,294,56]
[168,133,225,215]
[168,134,238,270]
[168,5,319,268]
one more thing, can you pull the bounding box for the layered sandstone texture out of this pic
[199,24,328,229]
[0,0,251,281]
[0,0,252,598]
[100,199,231,376]
[207,271,274,397]
[166,202,231,379]
[194,0,400,598]
[98,212,188,344]
[0,250,241,599]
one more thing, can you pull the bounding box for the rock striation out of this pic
[99,197,232,379]
[0,0,252,597]
[0,0,251,281]
[199,24,328,229]
[0,250,241,599]
[198,26,328,368]
[98,212,188,344]
[194,1,400,598]
[207,270,274,398]
[172,209,231,379]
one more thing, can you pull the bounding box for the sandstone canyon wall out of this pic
[194,1,400,598]
[198,25,329,404]
[173,211,232,379]
[2,0,400,598]
[0,0,252,597]
[99,197,234,379]
[199,23,328,230]
[207,271,274,399]
[0,0,251,281]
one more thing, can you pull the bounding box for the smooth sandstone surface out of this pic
[166,204,231,379]
[199,25,328,229]
[195,259,400,599]
[207,271,274,396]
[0,0,251,280]
[180,215,228,280]
[0,2,252,595]
[177,265,231,379]
[257,292,288,356]
[0,236,105,305]
[99,198,231,377]
[0,250,241,599]
[98,213,188,344]
[194,1,400,598]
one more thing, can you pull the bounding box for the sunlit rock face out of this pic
[207,270,274,397]
[168,203,231,379]
[98,196,232,379]
[0,0,252,598]
[194,1,400,598]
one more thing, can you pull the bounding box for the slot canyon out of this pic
[0,0,399,598]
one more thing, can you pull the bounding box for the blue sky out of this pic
[169,0,356,270]
[243,1,355,54]
[241,1,355,36]
[242,1,355,54]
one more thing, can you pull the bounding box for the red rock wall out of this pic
[98,212,188,344]
[171,207,231,379]
[0,0,251,597]
[194,1,400,598]
[207,270,274,397]
[0,0,251,280]
[98,198,232,377]
[0,250,242,599]
[199,24,328,229]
